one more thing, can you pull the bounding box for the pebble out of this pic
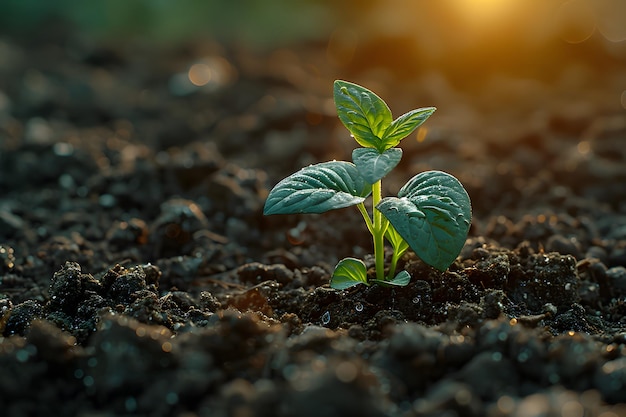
[546,234,583,259]
[594,357,626,403]
[606,266,626,296]
[237,262,294,285]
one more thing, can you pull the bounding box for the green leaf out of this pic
[371,270,411,287]
[352,148,402,184]
[264,161,372,215]
[383,107,436,147]
[376,171,472,271]
[385,224,409,258]
[330,257,369,290]
[334,80,392,152]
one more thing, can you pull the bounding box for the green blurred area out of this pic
[1,0,623,89]
[0,0,336,47]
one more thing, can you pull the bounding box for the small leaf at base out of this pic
[331,257,369,290]
[370,270,411,287]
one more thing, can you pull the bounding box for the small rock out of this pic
[608,246,626,269]
[237,262,293,285]
[606,266,626,297]
[546,234,583,259]
[106,218,149,249]
[585,246,608,263]
[151,198,209,256]
[456,351,519,399]
[594,357,626,403]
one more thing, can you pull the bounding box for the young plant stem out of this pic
[372,180,386,281]
[388,251,400,280]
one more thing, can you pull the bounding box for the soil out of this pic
[1,25,626,417]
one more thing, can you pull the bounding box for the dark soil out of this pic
[1,26,626,417]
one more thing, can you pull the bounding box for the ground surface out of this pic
[1,28,626,417]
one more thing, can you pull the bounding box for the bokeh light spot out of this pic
[335,361,358,383]
[416,127,428,143]
[497,395,516,413]
[595,0,626,42]
[577,140,590,155]
[562,400,584,417]
[188,63,212,86]
[555,0,596,44]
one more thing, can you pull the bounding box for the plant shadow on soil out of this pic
[1,28,626,417]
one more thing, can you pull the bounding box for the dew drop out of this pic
[412,296,421,304]
[321,311,331,325]
[355,302,363,312]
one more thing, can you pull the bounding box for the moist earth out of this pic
[1,29,626,416]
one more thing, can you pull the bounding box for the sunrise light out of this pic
[449,0,521,26]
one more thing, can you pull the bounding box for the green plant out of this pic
[264,80,471,289]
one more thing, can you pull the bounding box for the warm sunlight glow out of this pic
[450,0,521,25]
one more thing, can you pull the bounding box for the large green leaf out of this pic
[331,257,369,289]
[376,171,471,271]
[334,80,392,152]
[264,161,372,215]
[352,148,402,184]
[383,107,436,147]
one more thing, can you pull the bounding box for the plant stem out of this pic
[388,251,400,279]
[372,180,385,281]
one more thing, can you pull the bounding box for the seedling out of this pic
[264,80,471,289]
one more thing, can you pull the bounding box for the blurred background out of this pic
[1,0,625,217]
[2,1,624,123]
